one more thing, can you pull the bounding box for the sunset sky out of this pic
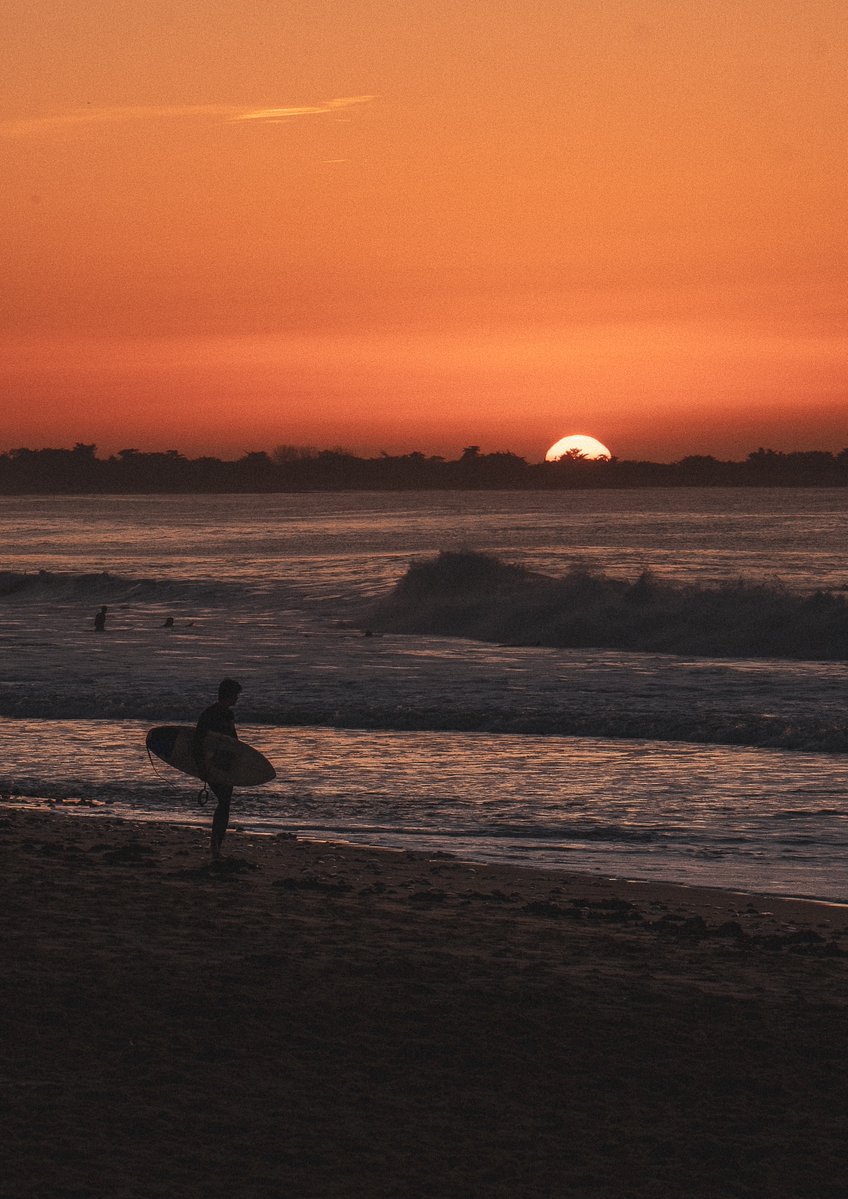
[2,1,846,461]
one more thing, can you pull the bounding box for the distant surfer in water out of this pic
[93,606,108,632]
[193,677,242,861]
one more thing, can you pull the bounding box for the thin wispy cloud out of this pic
[0,96,377,140]
[231,97,378,123]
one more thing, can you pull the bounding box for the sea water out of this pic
[2,489,847,899]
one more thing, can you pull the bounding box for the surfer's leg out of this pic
[210,786,232,859]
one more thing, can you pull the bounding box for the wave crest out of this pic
[0,569,246,605]
[368,551,848,661]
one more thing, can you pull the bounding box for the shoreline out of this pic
[9,793,848,910]
[4,804,848,1197]
[9,794,848,911]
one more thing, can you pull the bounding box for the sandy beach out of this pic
[3,804,848,1198]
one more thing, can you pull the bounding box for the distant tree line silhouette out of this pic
[1,441,848,493]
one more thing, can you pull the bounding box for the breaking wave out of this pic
[368,551,848,662]
[2,560,848,753]
[0,569,298,610]
[0,569,241,603]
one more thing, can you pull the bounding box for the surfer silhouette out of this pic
[193,678,242,860]
[93,606,107,632]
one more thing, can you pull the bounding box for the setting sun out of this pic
[545,435,612,462]
[1,2,845,460]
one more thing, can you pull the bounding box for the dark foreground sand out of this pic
[3,806,848,1199]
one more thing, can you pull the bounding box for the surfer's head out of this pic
[218,677,242,705]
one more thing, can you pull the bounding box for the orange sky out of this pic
[2,1,846,461]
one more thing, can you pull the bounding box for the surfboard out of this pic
[145,725,276,787]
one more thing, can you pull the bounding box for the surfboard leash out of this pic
[145,743,209,807]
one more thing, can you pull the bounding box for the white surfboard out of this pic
[145,725,276,787]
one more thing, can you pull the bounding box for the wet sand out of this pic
[3,805,848,1198]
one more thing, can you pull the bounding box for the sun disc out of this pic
[545,434,612,462]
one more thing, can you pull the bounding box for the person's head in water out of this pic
[218,678,242,707]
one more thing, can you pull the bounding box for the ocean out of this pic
[2,488,847,900]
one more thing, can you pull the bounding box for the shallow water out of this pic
[4,719,848,902]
